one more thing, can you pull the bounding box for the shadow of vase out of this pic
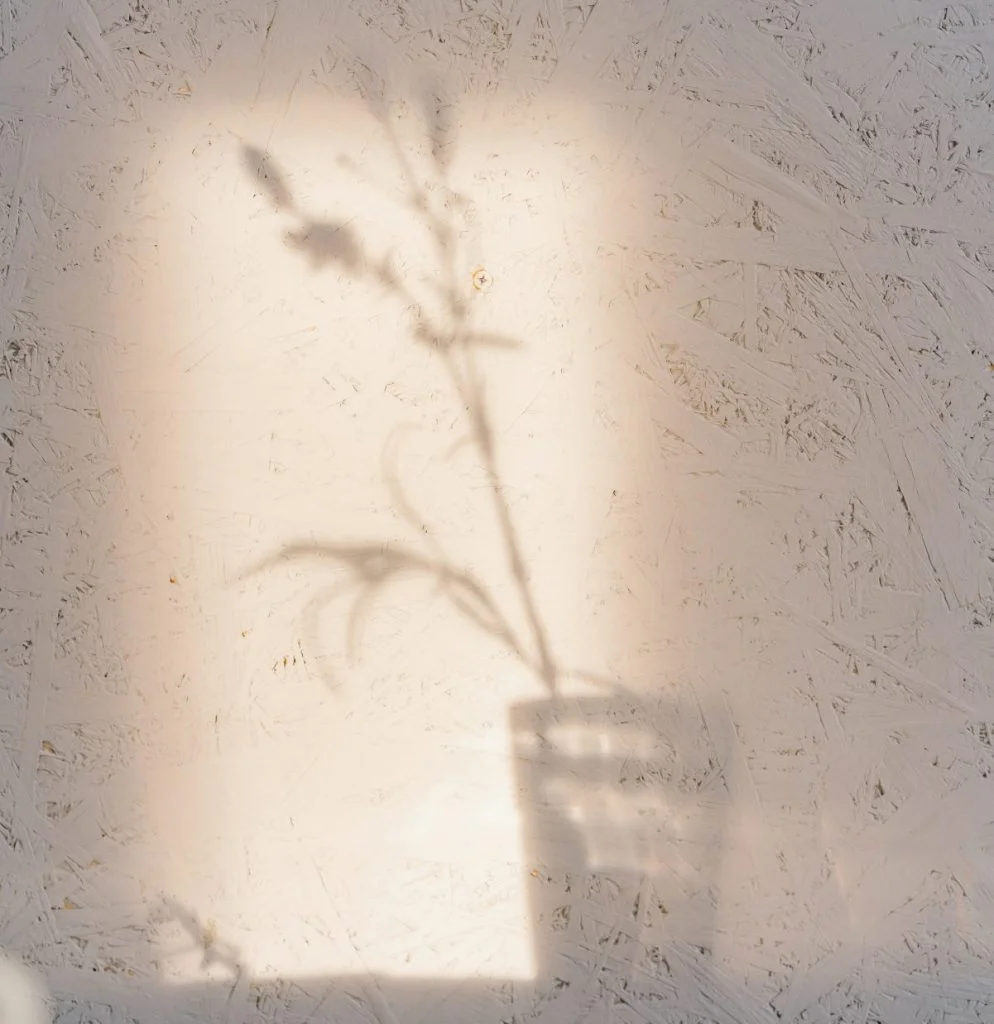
[510,690,728,1020]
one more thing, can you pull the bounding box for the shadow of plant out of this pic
[155,898,244,981]
[237,82,573,696]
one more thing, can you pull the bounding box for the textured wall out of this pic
[3,0,994,1022]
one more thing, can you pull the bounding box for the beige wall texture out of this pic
[3,0,994,1022]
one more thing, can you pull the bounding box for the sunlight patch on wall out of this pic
[107,83,628,983]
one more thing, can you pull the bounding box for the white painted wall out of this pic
[3,0,994,1021]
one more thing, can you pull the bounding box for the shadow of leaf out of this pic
[284,220,362,272]
[240,541,529,669]
[242,144,295,211]
[411,321,522,353]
